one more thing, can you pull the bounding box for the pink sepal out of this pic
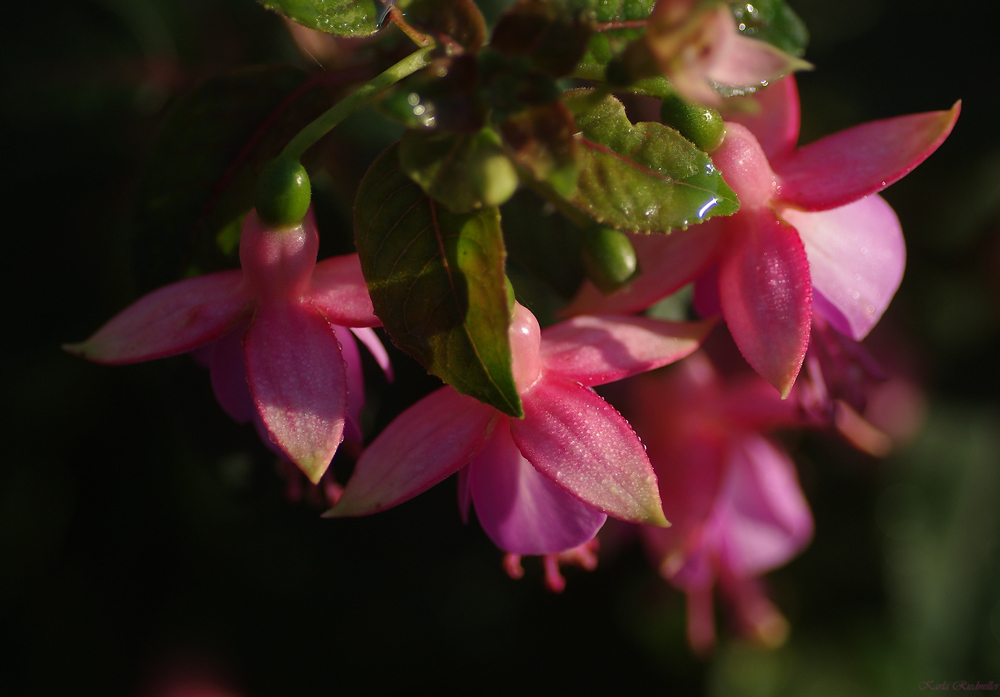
[469,421,606,555]
[562,225,722,317]
[244,302,348,483]
[714,435,814,576]
[64,270,248,364]
[706,32,809,92]
[782,195,904,340]
[726,76,800,162]
[327,387,498,516]
[349,327,394,382]
[541,315,712,387]
[509,377,667,526]
[775,102,960,211]
[719,210,811,397]
[309,253,381,327]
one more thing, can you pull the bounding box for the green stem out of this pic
[281,46,435,162]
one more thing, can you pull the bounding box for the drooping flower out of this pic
[327,303,711,558]
[623,0,810,106]
[567,76,959,396]
[623,352,813,652]
[64,208,388,483]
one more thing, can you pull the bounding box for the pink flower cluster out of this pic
[67,65,957,650]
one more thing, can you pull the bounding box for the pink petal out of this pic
[338,325,365,444]
[726,76,800,162]
[718,210,812,397]
[349,327,394,382]
[243,302,348,483]
[714,434,813,576]
[562,225,723,317]
[326,387,498,517]
[774,102,961,211]
[64,270,248,364]
[469,421,606,555]
[206,329,255,424]
[540,315,712,386]
[509,377,667,526]
[707,33,811,91]
[309,253,380,327]
[782,195,904,340]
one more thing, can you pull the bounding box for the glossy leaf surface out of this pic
[731,0,809,57]
[258,0,381,38]
[560,90,738,232]
[355,145,523,417]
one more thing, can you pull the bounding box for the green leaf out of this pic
[132,65,340,292]
[355,144,523,417]
[575,0,655,70]
[557,89,738,232]
[731,0,809,57]
[399,127,519,212]
[258,0,382,39]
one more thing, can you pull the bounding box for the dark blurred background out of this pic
[1,1,997,695]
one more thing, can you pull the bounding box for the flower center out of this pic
[239,209,319,302]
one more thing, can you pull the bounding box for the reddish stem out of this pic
[594,20,649,32]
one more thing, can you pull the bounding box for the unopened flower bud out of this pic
[255,158,312,229]
[660,94,726,152]
[580,225,640,295]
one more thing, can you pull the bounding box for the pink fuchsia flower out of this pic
[567,77,959,396]
[635,0,810,106]
[327,303,712,557]
[64,208,388,483]
[623,352,813,652]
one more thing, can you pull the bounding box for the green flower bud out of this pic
[580,225,639,295]
[660,95,726,152]
[255,158,312,229]
[474,151,519,208]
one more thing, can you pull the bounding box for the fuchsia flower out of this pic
[638,0,810,106]
[65,208,388,483]
[567,77,959,396]
[623,352,813,652]
[327,303,711,556]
